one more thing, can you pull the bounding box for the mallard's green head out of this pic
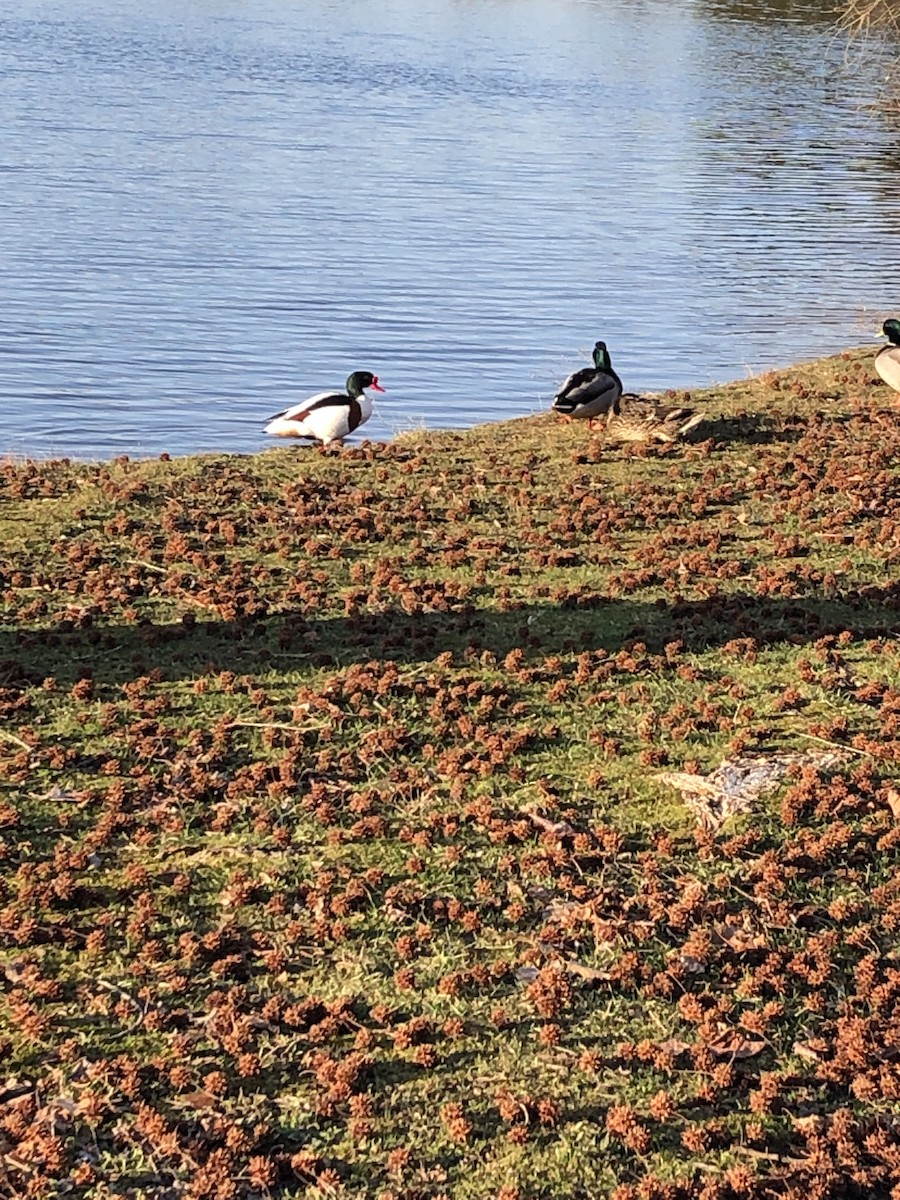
[346,371,385,396]
[883,320,900,347]
[592,341,612,371]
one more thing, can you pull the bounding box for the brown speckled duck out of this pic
[604,395,705,444]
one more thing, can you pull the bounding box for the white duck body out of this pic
[554,368,621,420]
[265,391,373,444]
[264,371,383,446]
[875,320,900,395]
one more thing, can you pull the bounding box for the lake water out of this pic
[1,0,897,459]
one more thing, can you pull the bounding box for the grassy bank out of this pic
[2,348,900,1200]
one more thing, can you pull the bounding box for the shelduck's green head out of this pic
[882,320,900,347]
[592,341,613,371]
[346,371,385,396]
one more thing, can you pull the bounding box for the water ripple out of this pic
[0,0,897,458]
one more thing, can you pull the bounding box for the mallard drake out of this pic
[264,371,385,446]
[875,319,900,395]
[552,340,623,427]
[604,395,705,444]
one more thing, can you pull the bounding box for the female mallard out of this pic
[552,340,623,427]
[875,319,900,395]
[604,395,705,444]
[264,371,385,446]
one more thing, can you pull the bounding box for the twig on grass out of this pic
[0,730,32,753]
[794,731,870,757]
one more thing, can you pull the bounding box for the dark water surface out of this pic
[1,0,898,458]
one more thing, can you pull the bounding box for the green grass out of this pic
[1,348,900,1198]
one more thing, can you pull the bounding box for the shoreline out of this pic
[0,346,878,467]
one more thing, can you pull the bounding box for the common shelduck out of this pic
[264,371,385,445]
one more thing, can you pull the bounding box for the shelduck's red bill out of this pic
[371,377,385,392]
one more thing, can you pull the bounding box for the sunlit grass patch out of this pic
[1,348,900,1197]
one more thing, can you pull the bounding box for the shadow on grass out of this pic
[696,413,808,447]
[2,585,900,690]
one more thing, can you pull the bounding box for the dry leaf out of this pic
[629,920,657,940]
[655,1038,692,1058]
[35,1098,76,1125]
[180,1090,219,1110]
[792,1039,828,1063]
[677,954,707,974]
[655,751,847,831]
[880,786,900,821]
[541,899,582,923]
[655,771,722,799]
[791,1113,824,1132]
[707,1030,767,1060]
[526,885,554,903]
[563,960,610,983]
[715,923,767,953]
[32,786,82,804]
[0,1080,35,1108]
[526,811,575,838]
